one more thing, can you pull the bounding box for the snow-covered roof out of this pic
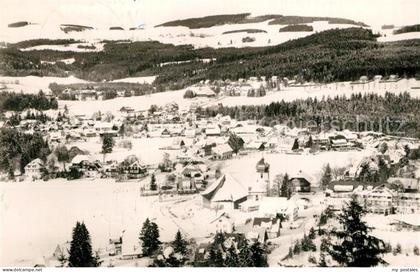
[71,154,92,164]
[201,174,247,202]
[258,197,295,216]
[290,170,313,183]
[212,144,233,155]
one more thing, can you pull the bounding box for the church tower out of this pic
[248,157,270,201]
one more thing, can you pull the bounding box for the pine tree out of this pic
[238,239,252,267]
[228,133,244,154]
[249,241,268,267]
[280,173,290,198]
[321,163,332,189]
[292,138,299,151]
[172,230,188,257]
[325,197,386,267]
[150,174,157,191]
[224,245,240,267]
[101,134,114,162]
[68,221,99,267]
[140,218,161,256]
[413,245,419,256]
[305,136,313,148]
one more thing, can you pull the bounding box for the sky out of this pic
[0,0,419,29]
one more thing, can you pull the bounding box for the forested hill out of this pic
[1,28,419,88]
[155,13,368,28]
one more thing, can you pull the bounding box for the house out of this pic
[201,174,248,210]
[172,138,186,150]
[194,87,216,98]
[205,126,221,137]
[246,141,266,151]
[387,177,419,193]
[289,170,312,193]
[107,237,122,256]
[235,217,281,242]
[390,216,420,231]
[209,212,235,233]
[120,107,135,118]
[24,158,45,181]
[358,184,396,215]
[258,197,299,221]
[212,144,233,160]
[70,155,102,178]
[103,161,119,178]
[120,160,148,179]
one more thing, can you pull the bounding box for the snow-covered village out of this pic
[1,0,420,269]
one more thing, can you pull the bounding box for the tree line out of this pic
[0,90,58,112]
[196,92,420,138]
[1,28,419,89]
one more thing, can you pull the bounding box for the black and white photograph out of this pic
[0,0,419,269]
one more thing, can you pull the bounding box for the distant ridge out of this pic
[156,13,368,29]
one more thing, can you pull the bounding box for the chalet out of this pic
[103,161,119,178]
[390,216,420,231]
[205,126,221,137]
[194,87,216,98]
[259,197,299,221]
[209,212,235,233]
[289,170,312,193]
[70,155,102,178]
[388,177,419,193]
[246,141,266,151]
[172,138,186,150]
[24,158,44,181]
[201,174,247,210]
[212,144,233,160]
[119,106,135,118]
[107,237,122,256]
[120,160,148,179]
[235,217,281,242]
[184,128,197,138]
[359,184,396,215]
[94,122,118,137]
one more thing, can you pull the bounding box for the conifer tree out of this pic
[140,218,161,256]
[249,241,268,267]
[325,197,386,267]
[68,221,100,267]
[321,163,332,189]
[150,174,157,191]
[224,245,240,267]
[292,138,299,151]
[172,230,188,257]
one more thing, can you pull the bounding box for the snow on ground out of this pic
[0,179,204,266]
[0,75,90,94]
[60,89,193,116]
[210,79,420,107]
[377,27,420,42]
[1,17,415,49]
[71,137,180,166]
[222,150,373,188]
[59,78,420,117]
[110,76,156,84]
[20,42,104,52]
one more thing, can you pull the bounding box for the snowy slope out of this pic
[1,15,418,49]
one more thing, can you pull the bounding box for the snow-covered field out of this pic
[60,89,192,116]
[0,179,184,266]
[210,79,420,107]
[0,75,90,94]
[58,78,420,116]
[1,16,417,49]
